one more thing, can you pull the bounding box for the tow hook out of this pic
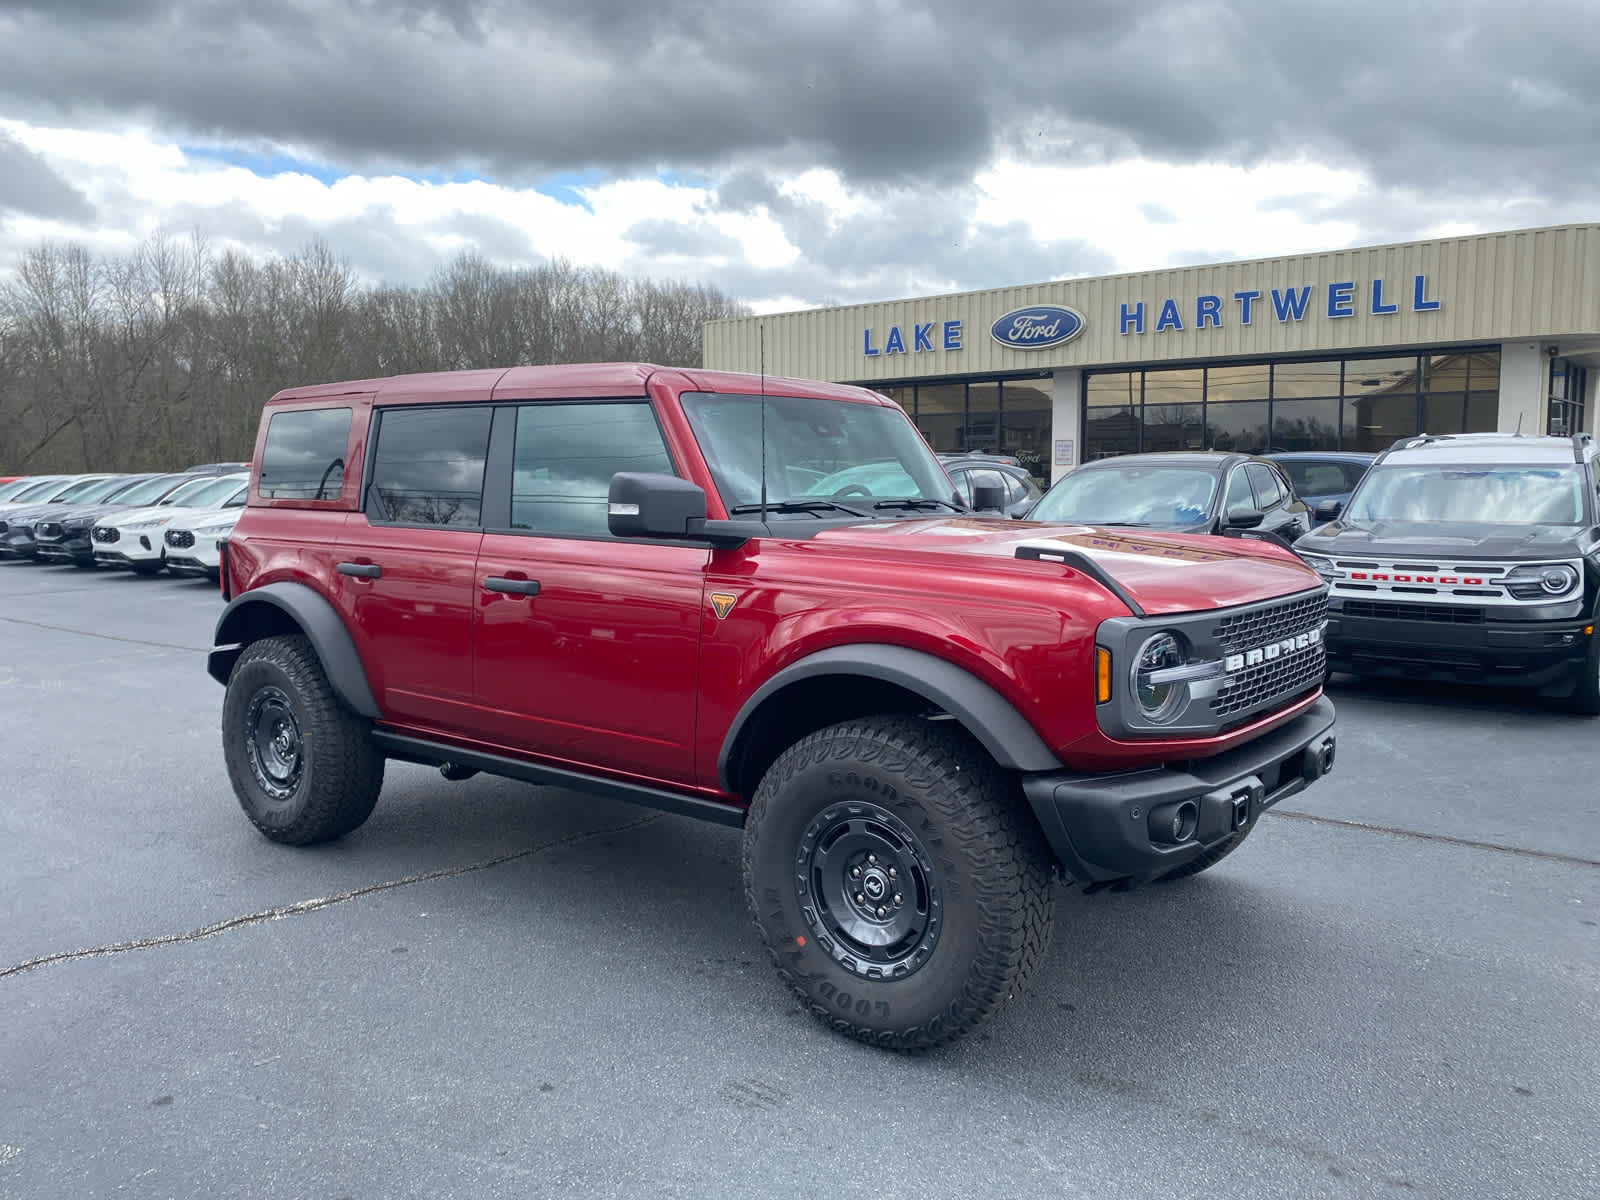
[1302,736,1336,783]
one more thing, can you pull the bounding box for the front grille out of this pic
[92,526,120,544]
[1212,591,1328,652]
[1209,590,1328,721]
[34,521,62,541]
[1342,599,1485,624]
[164,529,195,549]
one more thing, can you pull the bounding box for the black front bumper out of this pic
[1326,606,1591,690]
[34,534,94,564]
[1021,697,1337,888]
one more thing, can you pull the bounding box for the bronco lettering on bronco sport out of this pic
[209,364,1337,1049]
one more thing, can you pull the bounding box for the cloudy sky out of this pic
[0,0,1595,312]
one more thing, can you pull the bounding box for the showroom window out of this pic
[1082,349,1500,460]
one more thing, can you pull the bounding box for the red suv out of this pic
[209,364,1337,1049]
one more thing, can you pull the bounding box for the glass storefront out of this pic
[1083,349,1500,460]
[872,376,1056,480]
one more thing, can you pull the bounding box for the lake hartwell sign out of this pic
[1117,275,1443,335]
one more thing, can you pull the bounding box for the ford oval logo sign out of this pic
[990,305,1085,351]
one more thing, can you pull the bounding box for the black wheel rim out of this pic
[794,801,942,980]
[244,686,304,802]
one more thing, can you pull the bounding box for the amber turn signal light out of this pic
[1095,647,1111,703]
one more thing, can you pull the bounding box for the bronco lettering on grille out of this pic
[1223,626,1322,672]
[1350,571,1485,585]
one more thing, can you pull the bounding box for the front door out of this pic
[471,399,706,787]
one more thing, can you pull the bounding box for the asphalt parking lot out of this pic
[2,561,1597,1199]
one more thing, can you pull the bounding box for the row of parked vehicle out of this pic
[954,449,1376,540]
[0,463,250,579]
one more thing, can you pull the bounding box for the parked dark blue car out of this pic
[1267,451,1375,526]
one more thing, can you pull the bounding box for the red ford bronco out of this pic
[209,363,1336,1049]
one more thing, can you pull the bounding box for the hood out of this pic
[99,503,185,528]
[166,504,243,532]
[805,517,1321,616]
[1300,518,1587,561]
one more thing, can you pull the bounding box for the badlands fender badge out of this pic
[710,592,738,620]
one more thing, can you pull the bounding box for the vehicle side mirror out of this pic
[1226,505,1265,529]
[971,484,1007,513]
[608,472,760,549]
[1314,499,1344,521]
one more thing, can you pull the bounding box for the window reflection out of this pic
[1271,360,1341,398]
[1206,402,1269,454]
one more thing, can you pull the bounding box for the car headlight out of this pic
[1296,552,1337,581]
[192,522,237,536]
[121,517,171,531]
[1133,632,1189,723]
[1500,563,1579,600]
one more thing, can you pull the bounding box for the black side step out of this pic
[369,730,748,829]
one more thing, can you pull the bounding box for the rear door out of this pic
[471,398,706,786]
[336,403,491,733]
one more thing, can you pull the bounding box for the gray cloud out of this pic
[0,130,95,221]
[0,0,1597,308]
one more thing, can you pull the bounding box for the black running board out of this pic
[369,730,748,828]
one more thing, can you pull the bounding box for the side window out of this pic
[367,406,491,527]
[1341,461,1371,491]
[1245,463,1283,508]
[948,469,974,506]
[259,408,352,500]
[510,401,673,536]
[1010,472,1044,504]
[1225,468,1255,513]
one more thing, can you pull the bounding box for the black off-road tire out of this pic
[1561,631,1600,715]
[1153,830,1249,882]
[742,716,1054,1051]
[222,634,384,844]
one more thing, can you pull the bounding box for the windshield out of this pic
[681,391,956,511]
[57,476,130,503]
[8,478,71,503]
[1346,464,1588,525]
[166,474,248,507]
[1030,464,1219,526]
[106,474,191,506]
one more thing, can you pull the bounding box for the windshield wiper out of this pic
[873,498,965,512]
[729,499,873,518]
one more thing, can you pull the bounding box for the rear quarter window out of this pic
[259,408,354,500]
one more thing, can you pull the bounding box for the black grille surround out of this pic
[1096,586,1329,739]
[34,521,63,541]
[165,528,196,549]
[92,526,119,544]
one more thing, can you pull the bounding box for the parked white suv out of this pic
[163,499,247,579]
[93,473,249,573]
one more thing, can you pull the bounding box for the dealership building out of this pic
[703,223,1600,484]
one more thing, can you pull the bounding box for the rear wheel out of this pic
[742,716,1054,1050]
[222,634,384,844]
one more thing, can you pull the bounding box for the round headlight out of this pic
[1540,566,1577,595]
[1133,631,1187,723]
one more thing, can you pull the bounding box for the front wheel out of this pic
[742,716,1054,1050]
[1564,632,1600,715]
[221,634,385,844]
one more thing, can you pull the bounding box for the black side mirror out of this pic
[1314,499,1344,521]
[971,484,1007,513]
[1225,505,1265,529]
[608,473,760,548]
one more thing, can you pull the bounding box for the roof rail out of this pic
[1387,432,1457,450]
[1574,432,1594,462]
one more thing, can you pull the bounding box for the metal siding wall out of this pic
[703,225,1600,382]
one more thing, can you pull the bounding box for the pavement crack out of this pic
[0,613,210,653]
[0,811,664,982]
[1270,808,1600,868]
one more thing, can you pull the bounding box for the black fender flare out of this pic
[207,582,380,719]
[717,644,1063,793]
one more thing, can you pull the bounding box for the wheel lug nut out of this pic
[855,893,865,905]
[850,867,861,879]
[868,854,878,865]
[893,893,903,905]
[876,906,887,918]
[888,866,897,878]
